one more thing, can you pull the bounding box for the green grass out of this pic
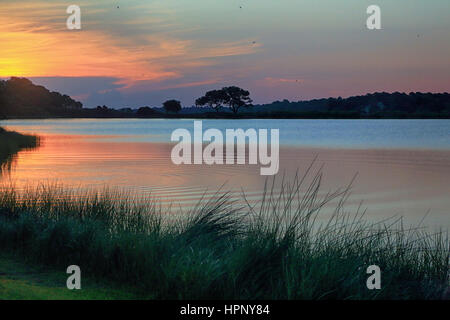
[0,168,448,300]
[0,254,151,299]
[0,127,39,173]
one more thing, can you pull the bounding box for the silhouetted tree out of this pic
[137,106,157,117]
[163,100,182,114]
[96,105,109,111]
[195,89,227,112]
[221,86,253,114]
[0,77,83,117]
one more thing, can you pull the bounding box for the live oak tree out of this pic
[196,86,253,115]
[195,89,227,113]
[221,86,253,114]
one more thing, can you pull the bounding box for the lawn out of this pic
[0,254,151,300]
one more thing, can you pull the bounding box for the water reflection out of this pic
[0,129,40,176]
[0,119,449,229]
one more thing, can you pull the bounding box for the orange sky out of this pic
[0,1,261,88]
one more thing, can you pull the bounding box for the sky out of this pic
[1,0,449,108]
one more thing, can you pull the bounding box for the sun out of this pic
[0,58,34,78]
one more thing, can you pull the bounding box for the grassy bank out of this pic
[0,255,147,299]
[0,127,39,172]
[0,171,448,300]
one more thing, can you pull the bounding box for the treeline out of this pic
[255,92,450,118]
[0,77,82,118]
[1,77,449,119]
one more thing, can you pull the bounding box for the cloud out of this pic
[264,77,306,84]
[0,1,261,93]
[156,79,221,91]
[3,0,448,107]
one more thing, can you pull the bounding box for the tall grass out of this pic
[0,127,39,173]
[0,168,448,300]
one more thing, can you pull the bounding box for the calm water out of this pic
[1,119,449,228]
[1,119,449,148]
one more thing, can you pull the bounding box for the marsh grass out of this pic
[0,127,39,174]
[0,167,448,300]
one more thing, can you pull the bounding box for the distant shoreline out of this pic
[1,78,449,120]
[2,113,450,120]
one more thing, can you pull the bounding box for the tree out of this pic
[137,106,157,117]
[96,105,108,111]
[163,99,182,114]
[221,86,253,114]
[195,89,227,112]
[0,77,83,117]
